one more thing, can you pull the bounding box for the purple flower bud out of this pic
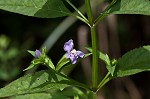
[64,39,84,64]
[35,49,41,58]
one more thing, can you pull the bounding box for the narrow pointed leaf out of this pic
[108,0,150,15]
[24,64,36,71]
[114,45,150,77]
[27,50,35,57]
[0,0,71,18]
[24,59,42,71]
[56,54,70,72]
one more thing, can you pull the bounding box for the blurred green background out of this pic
[0,1,150,99]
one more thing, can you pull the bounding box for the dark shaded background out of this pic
[0,2,150,99]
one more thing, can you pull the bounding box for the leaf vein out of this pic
[31,0,38,9]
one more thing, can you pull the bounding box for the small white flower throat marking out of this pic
[70,49,77,55]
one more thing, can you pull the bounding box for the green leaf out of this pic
[0,69,89,98]
[44,56,55,70]
[10,93,52,99]
[0,0,71,18]
[56,53,92,72]
[27,50,35,57]
[56,87,88,99]
[107,59,117,76]
[41,47,46,56]
[60,53,92,75]
[24,53,55,71]
[24,58,42,71]
[10,87,88,99]
[86,47,110,65]
[24,64,36,71]
[108,0,150,15]
[56,54,70,72]
[96,52,116,76]
[114,45,150,77]
[86,47,117,75]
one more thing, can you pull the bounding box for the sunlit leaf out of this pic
[10,93,52,99]
[0,0,72,18]
[10,87,88,99]
[0,69,89,98]
[108,0,150,15]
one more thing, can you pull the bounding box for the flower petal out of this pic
[69,54,78,64]
[35,49,41,58]
[64,39,74,52]
[76,51,84,58]
[65,52,70,59]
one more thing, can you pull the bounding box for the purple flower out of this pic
[64,39,84,64]
[35,49,41,58]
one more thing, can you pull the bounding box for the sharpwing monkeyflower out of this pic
[64,39,84,64]
[35,49,41,58]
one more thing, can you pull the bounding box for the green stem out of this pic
[65,0,89,24]
[96,72,111,93]
[85,0,93,25]
[73,15,90,26]
[91,26,98,90]
[94,0,117,25]
[92,92,97,99]
[85,0,98,91]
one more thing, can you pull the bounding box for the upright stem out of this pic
[91,26,98,90]
[85,0,98,91]
[92,91,97,99]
